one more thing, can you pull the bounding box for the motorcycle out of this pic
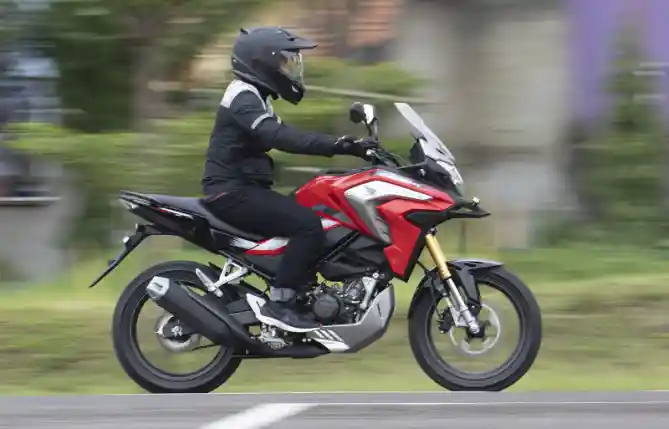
[89,101,542,393]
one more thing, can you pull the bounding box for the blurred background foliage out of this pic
[36,0,268,132]
[543,24,669,248]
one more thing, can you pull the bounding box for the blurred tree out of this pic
[0,0,19,129]
[0,0,14,45]
[549,23,668,246]
[0,0,19,72]
[37,0,266,132]
[585,25,665,226]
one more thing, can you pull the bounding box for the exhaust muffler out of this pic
[146,276,253,346]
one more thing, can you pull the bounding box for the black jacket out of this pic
[202,79,338,195]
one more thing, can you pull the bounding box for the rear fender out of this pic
[408,258,503,318]
[88,224,165,288]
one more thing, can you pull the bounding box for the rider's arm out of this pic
[229,91,340,156]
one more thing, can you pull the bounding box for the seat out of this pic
[123,191,267,242]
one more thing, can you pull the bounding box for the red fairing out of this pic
[377,199,452,276]
[293,175,343,217]
[295,169,454,235]
[326,169,455,276]
[294,172,376,234]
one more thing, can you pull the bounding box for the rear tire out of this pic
[112,260,242,393]
[408,266,542,391]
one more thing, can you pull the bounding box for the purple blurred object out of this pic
[569,0,669,125]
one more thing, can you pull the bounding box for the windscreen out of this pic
[394,102,463,186]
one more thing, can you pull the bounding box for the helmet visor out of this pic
[279,50,304,83]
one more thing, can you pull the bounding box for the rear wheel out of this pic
[112,260,242,393]
[408,266,542,391]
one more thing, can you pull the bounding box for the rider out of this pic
[201,26,379,331]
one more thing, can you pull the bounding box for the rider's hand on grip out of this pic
[334,135,379,159]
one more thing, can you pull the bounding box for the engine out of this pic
[310,278,369,324]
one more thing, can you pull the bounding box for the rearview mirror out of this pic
[349,102,366,124]
[349,102,379,140]
[349,102,377,126]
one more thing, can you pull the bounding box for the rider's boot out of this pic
[259,286,319,331]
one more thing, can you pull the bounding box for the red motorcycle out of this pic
[91,102,542,394]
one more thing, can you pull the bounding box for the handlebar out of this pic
[365,148,403,168]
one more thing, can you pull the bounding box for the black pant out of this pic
[203,186,325,290]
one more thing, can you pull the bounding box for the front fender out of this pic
[407,258,503,319]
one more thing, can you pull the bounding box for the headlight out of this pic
[438,161,464,185]
[436,162,465,195]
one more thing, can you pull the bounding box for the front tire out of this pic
[112,260,242,393]
[408,266,542,391]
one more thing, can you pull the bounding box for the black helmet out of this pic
[230,26,317,105]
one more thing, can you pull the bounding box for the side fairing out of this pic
[376,198,451,279]
[343,180,433,243]
[257,169,455,281]
[295,169,455,279]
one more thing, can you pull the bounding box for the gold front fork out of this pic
[424,232,481,334]
[425,233,452,280]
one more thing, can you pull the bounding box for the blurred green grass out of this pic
[2,238,669,394]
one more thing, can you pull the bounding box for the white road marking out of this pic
[199,402,316,429]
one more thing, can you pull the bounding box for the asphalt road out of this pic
[1,391,669,429]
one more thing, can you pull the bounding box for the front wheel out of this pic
[408,266,542,391]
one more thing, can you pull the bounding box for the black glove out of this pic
[334,135,380,158]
